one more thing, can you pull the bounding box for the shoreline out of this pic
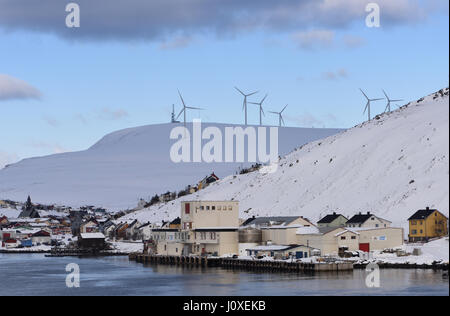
[0,249,132,256]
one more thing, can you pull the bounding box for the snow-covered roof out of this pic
[80,233,105,239]
[296,225,320,235]
[335,229,360,237]
[260,224,303,230]
[246,244,311,251]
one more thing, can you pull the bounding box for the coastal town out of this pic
[1,196,448,270]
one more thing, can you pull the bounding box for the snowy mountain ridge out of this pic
[0,123,342,209]
[121,88,449,231]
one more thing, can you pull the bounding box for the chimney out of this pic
[333,212,336,215]
[367,212,370,215]
[426,207,429,210]
[359,212,362,215]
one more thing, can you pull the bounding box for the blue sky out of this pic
[0,0,448,167]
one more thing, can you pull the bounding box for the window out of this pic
[206,206,210,210]
[212,206,216,210]
[228,206,232,210]
[200,206,204,210]
[412,229,417,235]
[420,230,423,234]
[375,224,379,227]
[351,236,356,240]
[185,203,190,214]
[341,236,346,240]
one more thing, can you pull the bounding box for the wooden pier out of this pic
[129,253,354,272]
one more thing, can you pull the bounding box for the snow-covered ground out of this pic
[358,238,449,265]
[0,207,66,219]
[121,88,449,232]
[0,123,342,210]
[0,244,51,252]
[108,240,144,254]
[0,208,19,218]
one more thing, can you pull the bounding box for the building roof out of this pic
[317,213,347,224]
[241,216,304,228]
[345,212,391,225]
[408,208,441,220]
[194,227,238,232]
[296,225,320,235]
[246,244,312,252]
[80,233,105,239]
[170,217,181,225]
[346,213,373,224]
[32,230,51,237]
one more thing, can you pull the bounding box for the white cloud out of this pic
[42,115,59,127]
[98,108,129,120]
[291,30,335,50]
[0,74,41,101]
[322,68,349,80]
[0,0,434,42]
[159,35,194,50]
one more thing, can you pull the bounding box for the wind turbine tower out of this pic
[269,104,288,127]
[176,90,204,126]
[235,87,258,125]
[360,89,383,121]
[249,94,268,126]
[382,89,403,113]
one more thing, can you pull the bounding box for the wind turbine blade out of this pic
[247,91,258,97]
[177,90,186,107]
[186,106,204,110]
[371,98,384,101]
[268,111,278,114]
[363,102,369,114]
[391,99,403,102]
[248,102,259,105]
[382,89,389,99]
[261,94,268,104]
[281,116,285,126]
[281,104,288,113]
[261,107,265,116]
[359,88,369,100]
[384,104,389,113]
[235,87,245,96]
[176,108,184,120]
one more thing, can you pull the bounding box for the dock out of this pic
[129,253,354,272]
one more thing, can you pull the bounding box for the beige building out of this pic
[246,244,312,259]
[261,226,300,245]
[154,201,240,257]
[346,212,391,228]
[181,201,239,230]
[296,226,403,255]
[317,212,348,228]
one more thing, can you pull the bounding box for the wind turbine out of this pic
[249,94,268,126]
[360,89,383,121]
[176,90,204,126]
[235,87,258,125]
[382,89,403,113]
[269,104,288,127]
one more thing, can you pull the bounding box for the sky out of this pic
[0,0,448,168]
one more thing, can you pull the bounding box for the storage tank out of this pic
[239,228,262,243]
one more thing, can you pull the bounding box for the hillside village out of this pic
[1,196,448,267]
[1,89,449,266]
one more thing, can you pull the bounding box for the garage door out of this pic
[359,243,370,252]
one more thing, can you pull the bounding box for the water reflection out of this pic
[0,254,447,296]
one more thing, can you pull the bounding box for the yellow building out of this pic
[408,207,448,242]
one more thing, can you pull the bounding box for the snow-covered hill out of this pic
[121,88,449,231]
[0,123,342,209]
